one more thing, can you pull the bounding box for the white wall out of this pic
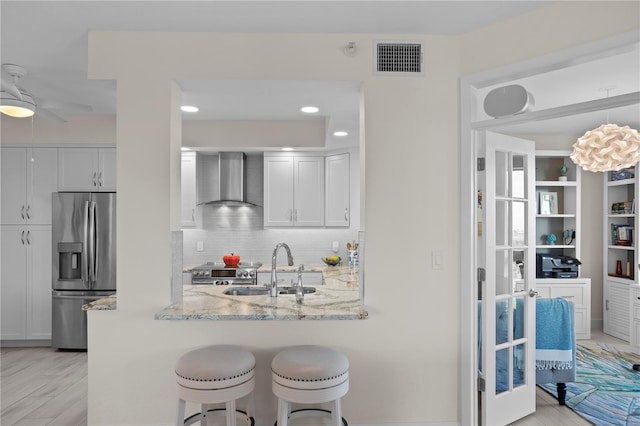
[7,2,629,425]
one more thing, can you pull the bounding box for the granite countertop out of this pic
[156,265,367,320]
[83,295,117,311]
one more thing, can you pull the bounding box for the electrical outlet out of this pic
[196,241,204,252]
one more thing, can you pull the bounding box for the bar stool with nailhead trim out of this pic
[271,345,349,426]
[175,345,256,426]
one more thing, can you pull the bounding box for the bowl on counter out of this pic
[321,256,341,266]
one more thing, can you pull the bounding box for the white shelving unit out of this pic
[603,166,638,342]
[535,150,590,339]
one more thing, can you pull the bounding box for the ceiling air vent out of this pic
[374,41,424,75]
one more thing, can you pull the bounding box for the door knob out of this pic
[528,289,538,298]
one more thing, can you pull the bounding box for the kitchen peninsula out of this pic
[155,265,367,320]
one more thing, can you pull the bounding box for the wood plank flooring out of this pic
[1,329,634,425]
[1,347,87,426]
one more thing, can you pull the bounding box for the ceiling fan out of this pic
[0,63,92,123]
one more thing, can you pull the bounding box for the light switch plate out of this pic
[196,241,204,252]
[432,250,444,270]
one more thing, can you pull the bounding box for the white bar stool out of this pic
[175,345,255,426]
[271,345,349,426]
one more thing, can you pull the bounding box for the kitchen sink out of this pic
[223,287,269,296]
[278,286,316,295]
[222,286,316,296]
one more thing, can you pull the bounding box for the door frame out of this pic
[459,30,640,426]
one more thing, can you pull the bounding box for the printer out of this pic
[536,254,581,278]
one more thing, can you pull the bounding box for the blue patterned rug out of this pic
[540,342,640,426]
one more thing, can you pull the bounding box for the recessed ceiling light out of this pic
[300,106,319,114]
[181,147,191,151]
[282,147,294,151]
[333,131,349,137]
[181,105,199,113]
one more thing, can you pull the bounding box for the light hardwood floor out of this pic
[1,347,87,426]
[0,330,634,425]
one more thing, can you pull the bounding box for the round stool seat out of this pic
[272,345,349,390]
[176,345,255,390]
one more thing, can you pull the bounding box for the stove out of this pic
[190,262,262,285]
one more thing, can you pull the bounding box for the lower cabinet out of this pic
[536,278,591,340]
[604,279,630,341]
[631,285,640,355]
[0,225,52,341]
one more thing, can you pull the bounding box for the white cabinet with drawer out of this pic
[631,285,640,355]
[536,278,591,340]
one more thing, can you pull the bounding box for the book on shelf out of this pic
[611,223,634,246]
[611,201,633,215]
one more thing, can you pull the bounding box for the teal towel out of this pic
[536,298,574,370]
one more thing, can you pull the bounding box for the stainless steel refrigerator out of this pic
[52,192,116,349]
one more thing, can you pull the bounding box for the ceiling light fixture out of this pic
[333,131,348,137]
[300,106,319,114]
[181,147,191,151]
[0,90,35,118]
[181,105,199,113]
[570,88,640,172]
[570,123,640,172]
[281,147,294,151]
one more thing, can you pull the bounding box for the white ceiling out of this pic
[1,0,638,144]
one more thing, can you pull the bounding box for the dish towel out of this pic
[536,298,574,370]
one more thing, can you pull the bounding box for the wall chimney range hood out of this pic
[199,152,254,206]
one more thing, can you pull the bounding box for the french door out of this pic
[478,132,537,425]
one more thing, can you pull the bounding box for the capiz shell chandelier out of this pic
[570,123,640,172]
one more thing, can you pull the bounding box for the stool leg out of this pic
[176,398,186,426]
[226,400,237,426]
[333,399,342,426]
[201,404,208,426]
[278,399,289,426]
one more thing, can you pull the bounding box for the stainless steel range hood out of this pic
[199,152,254,206]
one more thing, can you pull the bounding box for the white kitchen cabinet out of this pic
[58,147,116,192]
[1,225,52,341]
[181,152,197,227]
[631,285,640,355]
[264,155,324,227]
[536,278,591,340]
[604,280,630,341]
[325,153,350,227]
[1,147,58,225]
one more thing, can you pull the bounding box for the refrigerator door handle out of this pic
[92,200,99,282]
[82,200,90,283]
[88,200,97,284]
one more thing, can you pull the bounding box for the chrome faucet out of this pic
[295,264,304,304]
[270,242,294,297]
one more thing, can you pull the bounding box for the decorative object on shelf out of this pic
[611,169,634,181]
[546,233,557,245]
[321,256,341,266]
[570,123,640,172]
[558,164,568,181]
[610,201,633,215]
[563,229,575,245]
[539,191,558,215]
[616,260,623,276]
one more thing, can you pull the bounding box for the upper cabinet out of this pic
[325,153,350,227]
[264,155,324,227]
[1,147,58,225]
[535,150,581,263]
[58,147,116,192]
[181,152,197,228]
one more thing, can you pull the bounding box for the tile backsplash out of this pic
[183,204,358,266]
